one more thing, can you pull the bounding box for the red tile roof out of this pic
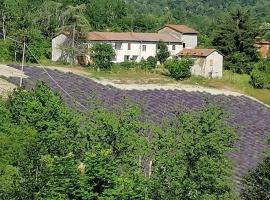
[83,32,182,43]
[162,24,199,34]
[178,48,217,57]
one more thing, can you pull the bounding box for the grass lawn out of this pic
[86,65,177,84]
[182,71,270,105]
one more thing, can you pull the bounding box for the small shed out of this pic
[178,49,223,78]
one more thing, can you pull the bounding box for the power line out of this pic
[25,45,89,111]
[0,33,89,111]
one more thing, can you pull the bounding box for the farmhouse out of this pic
[52,24,223,78]
[178,49,223,78]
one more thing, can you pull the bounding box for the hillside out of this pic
[5,64,270,192]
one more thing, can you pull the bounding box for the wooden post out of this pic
[20,41,26,87]
[139,156,142,168]
[148,160,152,178]
[72,24,75,64]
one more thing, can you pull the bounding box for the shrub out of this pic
[250,60,270,89]
[156,41,170,63]
[164,58,193,80]
[91,43,115,70]
[145,56,157,69]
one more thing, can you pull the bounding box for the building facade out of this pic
[178,49,223,78]
[52,24,223,78]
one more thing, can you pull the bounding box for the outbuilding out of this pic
[178,49,223,78]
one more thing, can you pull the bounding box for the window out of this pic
[128,43,131,50]
[183,43,186,48]
[115,42,122,50]
[172,45,176,50]
[131,55,138,61]
[142,45,147,52]
[124,55,130,61]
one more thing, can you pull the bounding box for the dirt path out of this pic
[0,78,16,96]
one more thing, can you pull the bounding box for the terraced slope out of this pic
[7,65,270,191]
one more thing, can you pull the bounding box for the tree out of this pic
[151,106,236,200]
[213,8,259,74]
[37,154,86,200]
[164,58,193,80]
[90,43,115,69]
[85,0,128,31]
[156,41,170,63]
[250,59,270,89]
[61,4,90,64]
[240,157,270,200]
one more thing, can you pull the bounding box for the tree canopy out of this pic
[0,82,237,199]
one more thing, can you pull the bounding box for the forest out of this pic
[0,0,270,62]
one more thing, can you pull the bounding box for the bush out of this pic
[250,60,270,89]
[241,157,270,200]
[91,43,115,70]
[164,58,193,80]
[0,40,12,62]
[145,56,157,69]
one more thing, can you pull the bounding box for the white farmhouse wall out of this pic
[206,51,223,78]
[102,41,182,63]
[168,43,183,58]
[181,34,198,49]
[189,51,223,78]
[191,58,207,77]
[52,34,71,62]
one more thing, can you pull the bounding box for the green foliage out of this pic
[144,56,157,69]
[37,154,85,200]
[240,157,270,200]
[1,0,270,65]
[118,61,138,69]
[0,98,36,199]
[213,8,259,74]
[0,40,12,61]
[91,43,115,70]
[85,0,127,31]
[164,58,193,80]
[0,80,238,198]
[156,41,170,63]
[151,106,236,200]
[250,59,270,89]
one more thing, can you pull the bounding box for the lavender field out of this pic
[7,64,270,190]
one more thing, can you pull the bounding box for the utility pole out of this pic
[71,23,75,64]
[1,10,6,40]
[20,40,26,87]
